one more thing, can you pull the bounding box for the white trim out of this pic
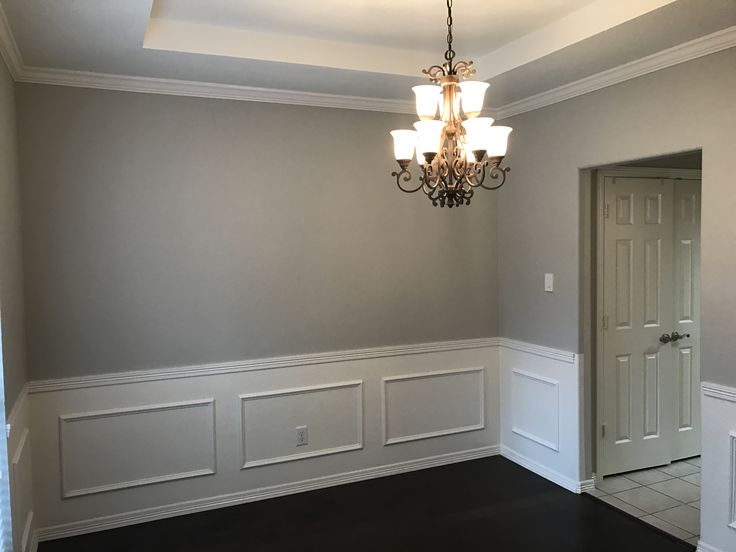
[239,381,364,469]
[0,2,21,79]
[27,337,499,393]
[696,543,727,552]
[6,383,28,433]
[381,367,485,446]
[500,445,591,494]
[494,26,736,119]
[499,338,576,364]
[703,382,736,403]
[16,66,416,114]
[0,0,731,119]
[730,430,736,531]
[58,399,217,498]
[20,512,33,552]
[510,369,560,452]
[34,444,500,542]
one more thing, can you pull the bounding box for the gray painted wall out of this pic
[498,48,736,386]
[0,59,27,412]
[16,85,499,380]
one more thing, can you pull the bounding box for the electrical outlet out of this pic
[296,425,308,447]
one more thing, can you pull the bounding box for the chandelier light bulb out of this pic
[390,129,417,161]
[412,85,441,120]
[413,120,445,158]
[458,81,490,118]
[461,117,495,154]
[486,126,513,157]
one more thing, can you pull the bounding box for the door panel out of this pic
[601,177,675,475]
[673,180,701,459]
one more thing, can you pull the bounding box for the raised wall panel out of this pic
[643,353,659,438]
[615,355,632,443]
[678,239,694,322]
[645,194,662,224]
[615,240,633,329]
[511,369,560,451]
[10,429,34,552]
[616,193,634,225]
[678,348,693,430]
[643,238,661,327]
[382,367,484,445]
[59,399,216,498]
[240,381,363,468]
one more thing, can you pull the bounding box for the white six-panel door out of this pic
[598,170,701,476]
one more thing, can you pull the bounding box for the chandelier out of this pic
[390,0,512,208]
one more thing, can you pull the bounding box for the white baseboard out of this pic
[696,542,726,552]
[36,445,500,541]
[500,445,590,494]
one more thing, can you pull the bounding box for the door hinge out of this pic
[604,203,610,218]
[601,424,606,439]
[602,314,609,330]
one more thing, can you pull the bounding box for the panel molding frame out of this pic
[239,380,364,469]
[510,368,560,451]
[381,367,485,446]
[58,398,217,499]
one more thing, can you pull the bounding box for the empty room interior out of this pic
[0,1,734,551]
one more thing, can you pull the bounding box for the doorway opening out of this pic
[582,150,702,546]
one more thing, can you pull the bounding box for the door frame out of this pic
[592,166,702,477]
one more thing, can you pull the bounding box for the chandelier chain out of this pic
[444,0,455,65]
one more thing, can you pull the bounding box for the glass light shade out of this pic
[390,129,417,161]
[458,81,490,117]
[413,120,445,156]
[412,85,441,120]
[461,117,494,153]
[486,126,513,157]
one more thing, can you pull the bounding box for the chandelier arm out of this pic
[478,165,511,190]
[392,166,424,193]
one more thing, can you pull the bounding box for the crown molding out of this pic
[0,0,733,118]
[493,25,736,120]
[15,65,416,114]
[0,0,22,78]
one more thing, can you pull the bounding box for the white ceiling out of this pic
[0,0,734,113]
[149,0,595,58]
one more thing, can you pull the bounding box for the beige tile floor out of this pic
[585,457,701,546]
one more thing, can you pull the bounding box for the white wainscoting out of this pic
[6,386,35,552]
[382,367,484,445]
[240,381,363,468]
[698,382,736,552]
[58,399,217,498]
[499,339,590,493]
[24,338,499,542]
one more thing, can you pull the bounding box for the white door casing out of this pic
[597,168,701,476]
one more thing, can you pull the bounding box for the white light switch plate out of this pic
[544,273,554,292]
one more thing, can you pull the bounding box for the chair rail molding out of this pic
[27,337,500,393]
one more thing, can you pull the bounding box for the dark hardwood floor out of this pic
[40,456,694,551]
